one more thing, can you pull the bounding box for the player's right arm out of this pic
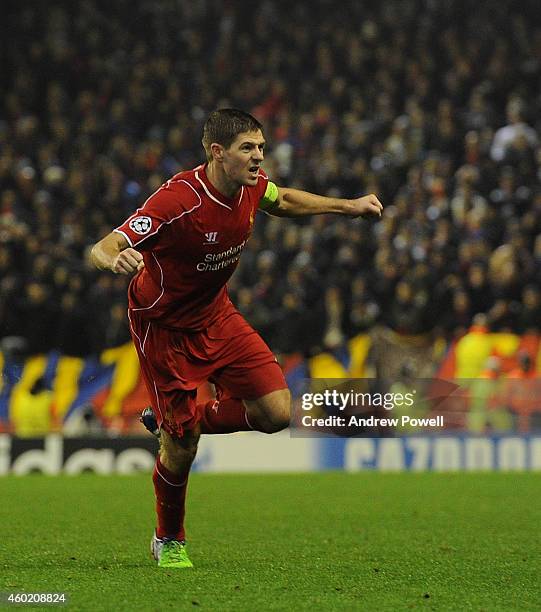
[91,179,193,275]
[90,232,144,275]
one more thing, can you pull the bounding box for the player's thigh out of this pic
[212,322,289,401]
[128,311,204,438]
[213,332,291,432]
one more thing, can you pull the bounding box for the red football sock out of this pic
[198,398,254,434]
[152,456,189,541]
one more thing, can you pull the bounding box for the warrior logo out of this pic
[204,231,219,244]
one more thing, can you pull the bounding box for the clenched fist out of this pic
[347,194,383,218]
[112,248,145,274]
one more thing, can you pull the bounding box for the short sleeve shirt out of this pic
[114,164,269,330]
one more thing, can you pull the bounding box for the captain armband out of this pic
[259,181,279,211]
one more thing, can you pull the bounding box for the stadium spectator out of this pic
[490,98,538,163]
[518,286,541,333]
[502,351,541,431]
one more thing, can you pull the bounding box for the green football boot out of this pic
[151,530,194,569]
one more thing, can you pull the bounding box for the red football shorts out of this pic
[128,304,287,437]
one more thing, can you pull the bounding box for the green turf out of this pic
[1,472,540,611]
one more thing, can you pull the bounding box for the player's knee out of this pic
[160,428,199,471]
[266,410,290,433]
[262,391,291,433]
[246,389,291,434]
[161,442,198,472]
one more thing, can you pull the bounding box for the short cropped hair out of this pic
[202,109,263,161]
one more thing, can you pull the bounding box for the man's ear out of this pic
[210,143,224,162]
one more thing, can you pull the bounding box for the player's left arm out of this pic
[259,181,383,218]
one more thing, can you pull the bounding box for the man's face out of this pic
[221,130,265,186]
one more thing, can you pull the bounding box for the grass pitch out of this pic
[1,472,540,611]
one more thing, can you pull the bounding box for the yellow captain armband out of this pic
[259,181,279,211]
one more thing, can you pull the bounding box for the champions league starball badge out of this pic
[129,216,152,235]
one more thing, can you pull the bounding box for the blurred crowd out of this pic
[2,0,541,360]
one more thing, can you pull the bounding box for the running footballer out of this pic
[90,109,383,568]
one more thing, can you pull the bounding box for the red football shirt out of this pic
[114,163,269,330]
